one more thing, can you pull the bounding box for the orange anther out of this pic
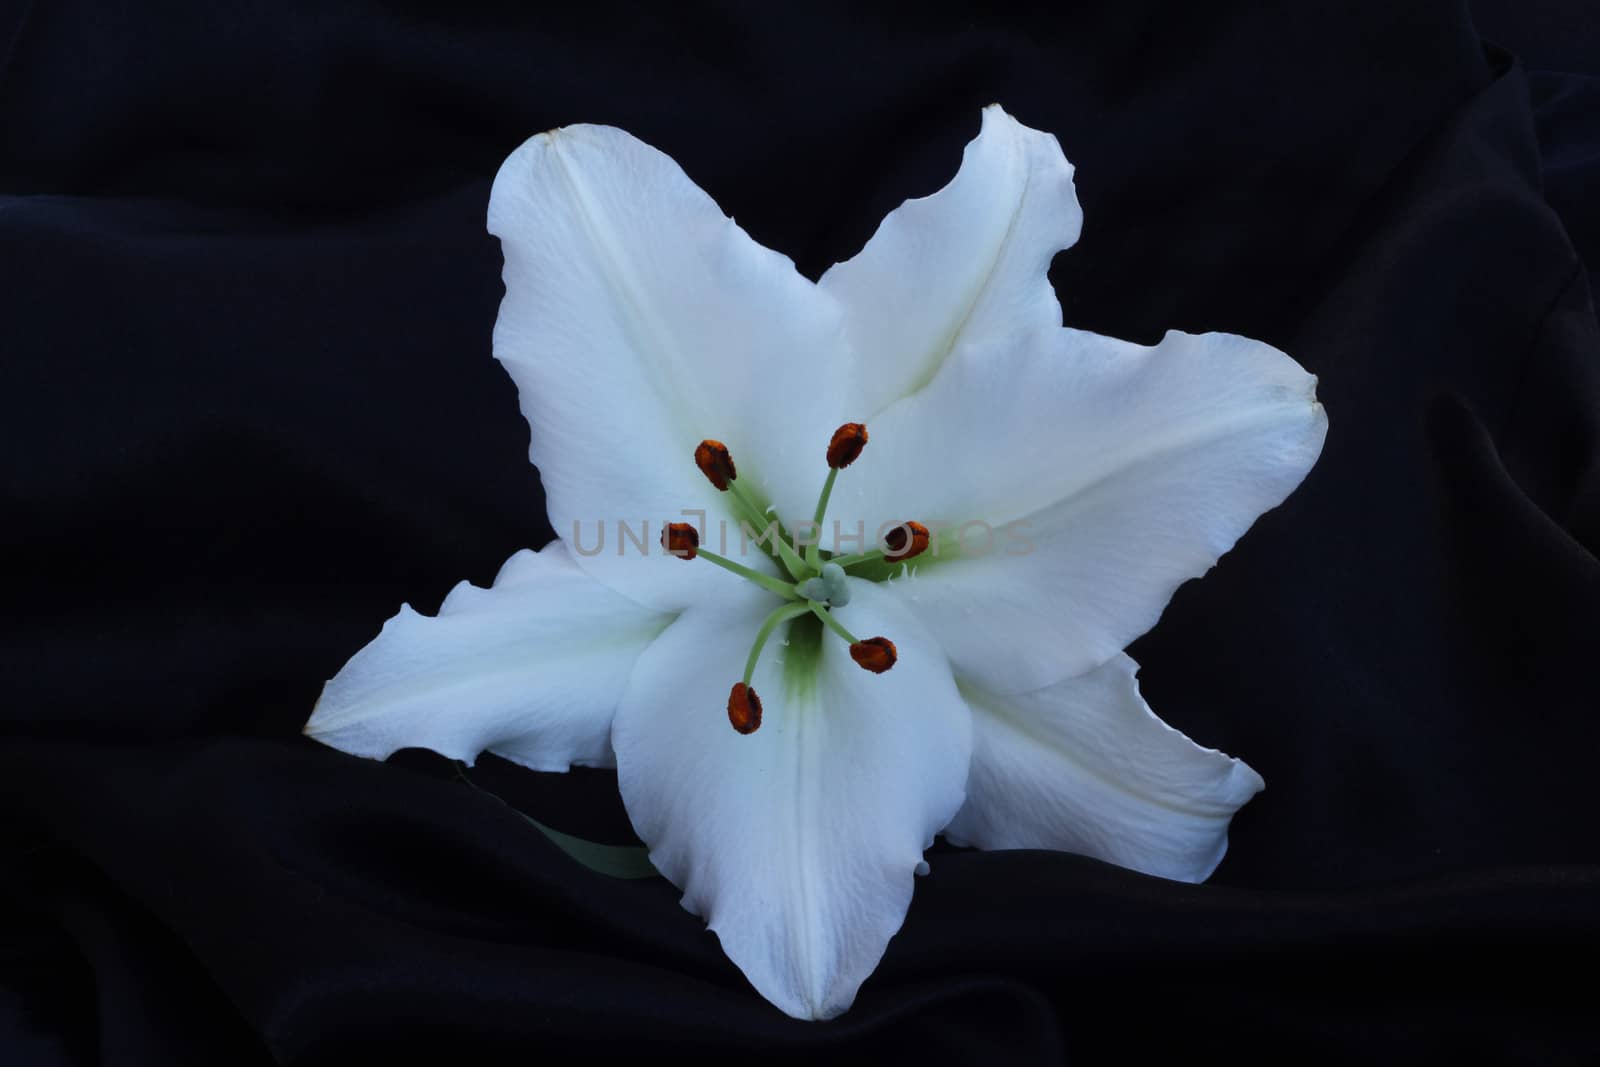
[849,637,897,673]
[826,423,868,469]
[695,439,737,491]
[727,681,763,734]
[883,521,930,561]
[661,522,700,560]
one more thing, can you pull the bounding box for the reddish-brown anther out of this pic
[694,439,737,491]
[727,682,763,734]
[849,637,898,674]
[883,521,931,561]
[661,522,700,560]
[826,422,869,469]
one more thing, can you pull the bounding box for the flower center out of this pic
[662,423,927,733]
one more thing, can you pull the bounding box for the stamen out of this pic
[809,601,854,642]
[728,479,770,532]
[771,531,812,583]
[727,600,813,733]
[883,521,931,561]
[806,466,837,572]
[685,440,807,578]
[660,522,700,559]
[727,682,763,734]
[742,601,812,683]
[809,602,896,673]
[849,637,898,673]
[831,521,930,571]
[662,522,800,599]
[702,550,801,600]
[808,423,867,569]
[826,422,868,469]
[694,439,737,491]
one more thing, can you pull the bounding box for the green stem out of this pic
[729,480,810,581]
[727,480,768,530]
[696,549,800,600]
[744,601,814,685]
[805,468,839,571]
[830,547,885,570]
[809,601,859,645]
[774,535,812,582]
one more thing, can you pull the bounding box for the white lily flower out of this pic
[304,105,1327,1020]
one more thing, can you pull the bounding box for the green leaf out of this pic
[519,813,659,879]
[453,763,659,880]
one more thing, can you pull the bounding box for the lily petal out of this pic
[305,541,671,771]
[819,104,1081,416]
[612,579,970,1019]
[488,124,851,608]
[843,326,1326,693]
[944,653,1264,883]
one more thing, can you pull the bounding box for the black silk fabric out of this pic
[4,3,1598,1063]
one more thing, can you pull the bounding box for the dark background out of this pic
[3,2,1597,1063]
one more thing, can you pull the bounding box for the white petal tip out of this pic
[1227,760,1267,803]
[302,693,332,739]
